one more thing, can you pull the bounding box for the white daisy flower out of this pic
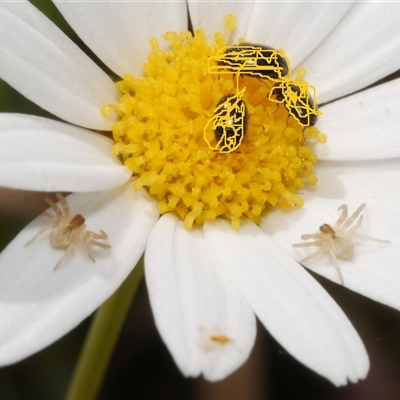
[0,0,400,388]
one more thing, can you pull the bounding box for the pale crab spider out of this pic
[25,193,111,270]
[293,203,389,285]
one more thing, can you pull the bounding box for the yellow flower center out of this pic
[102,15,326,230]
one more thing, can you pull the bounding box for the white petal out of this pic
[55,0,188,78]
[310,159,400,207]
[0,184,159,365]
[262,160,400,309]
[0,114,131,192]
[145,213,256,381]
[204,219,368,386]
[316,78,400,160]
[304,2,400,103]
[0,1,119,130]
[188,0,256,45]
[245,2,354,68]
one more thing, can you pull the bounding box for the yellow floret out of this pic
[103,20,324,230]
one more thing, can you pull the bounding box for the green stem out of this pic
[64,258,144,400]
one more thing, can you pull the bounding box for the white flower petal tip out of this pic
[315,78,400,161]
[203,219,369,386]
[0,114,131,192]
[0,2,119,130]
[145,213,256,382]
[305,2,400,103]
[0,184,159,366]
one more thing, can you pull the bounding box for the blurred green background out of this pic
[1,1,400,399]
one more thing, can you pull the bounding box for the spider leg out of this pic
[83,230,111,248]
[328,247,344,285]
[77,242,96,263]
[299,247,326,263]
[56,192,70,216]
[53,242,76,270]
[25,223,54,246]
[25,207,59,246]
[344,215,363,236]
[340,203,366,232]
[334,204,348,230]
[42,210,54,219]
[353,233,390,243]
[86,229,109,240]
[98,229,108,239]
[293,239,329,248]
[299,233,326,240]
[44,196,62,217]
[85,238,111,249]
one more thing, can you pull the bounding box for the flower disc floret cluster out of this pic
[104,27,324,230]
